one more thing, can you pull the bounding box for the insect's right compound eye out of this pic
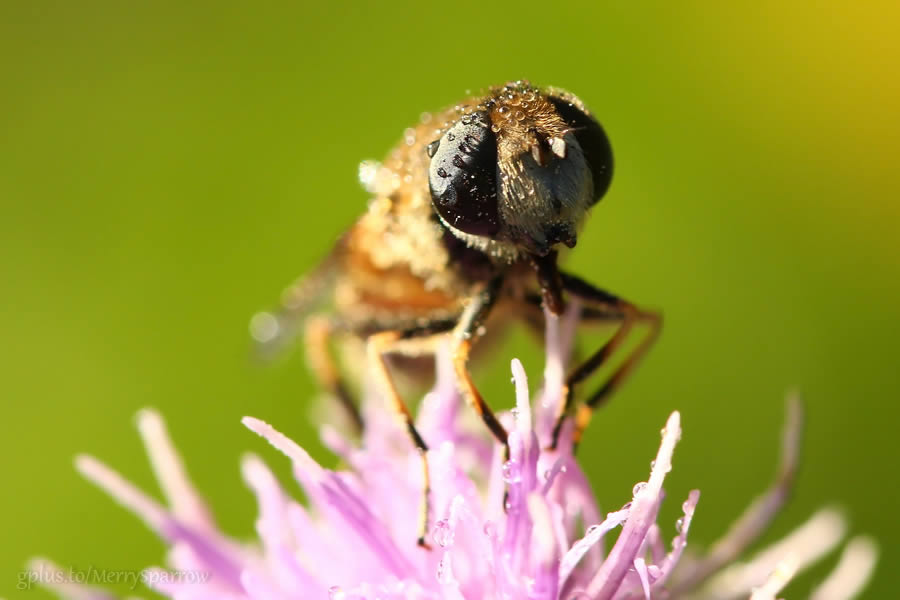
[427,111,501,237]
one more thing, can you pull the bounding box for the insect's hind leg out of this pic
[366,323,455,548]
[304,315,365,436]
[549,272,662,451]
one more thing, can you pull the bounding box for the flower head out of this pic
[33,306,876,599]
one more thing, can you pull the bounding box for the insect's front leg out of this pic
[550,271,662,451]
[450,276,510,461]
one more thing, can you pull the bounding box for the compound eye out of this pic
[427,112,500,237]
[547,97,613,204]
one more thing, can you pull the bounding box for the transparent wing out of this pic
[249,246,341,361]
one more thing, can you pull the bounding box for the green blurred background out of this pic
[2,1,897,598]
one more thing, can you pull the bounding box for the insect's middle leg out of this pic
[366,324,453,549]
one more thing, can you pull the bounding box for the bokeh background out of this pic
[2,2,897,598]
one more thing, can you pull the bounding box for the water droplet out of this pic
[491,123,501,133]
[621,501,632,511]
[432,519,453,547]
[632,481,647,497]
[249,312,280,343]
[460,114,473,125]
[607,510,627,526]
[436,556,451,584]
[483,520,497,539]
[498,105,510,115]
[514,109,525,121]
[585,524,600,535]
[675,517,685,534]
[650,460,657,469]
[543,468,552,480]
[426,140,440,158]
[682,500,694,515]
[357,159,380,192]
[328,586,345,600]
[502,459,521,483]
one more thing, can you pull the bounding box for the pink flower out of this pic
[31,306,876,599]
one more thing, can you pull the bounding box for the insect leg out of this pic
[366,323,454,548]
[451,276,510,460]
[550,272,662,451]
[531,250,565,315]
[303,315,364,436]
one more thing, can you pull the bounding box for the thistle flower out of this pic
[32,306,876,599]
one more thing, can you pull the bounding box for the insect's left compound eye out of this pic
[547,96,613,205]
[427,112,500,237]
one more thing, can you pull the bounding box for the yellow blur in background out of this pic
[1,1,897,597]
